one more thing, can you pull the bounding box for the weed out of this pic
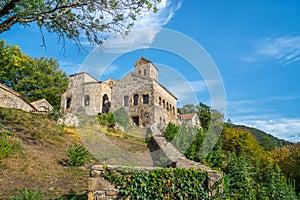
[66,144,89,166]
[11,188,44,200]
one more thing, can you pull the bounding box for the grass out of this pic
[0,107,93,199]
[0,107,157,198]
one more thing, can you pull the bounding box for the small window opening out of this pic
[124,95,129,107]
[66,98,71,109]
[84,95,90,106]
[133,94,139,106]
[143,94,149,104]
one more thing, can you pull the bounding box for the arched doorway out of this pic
[102,94,110,113]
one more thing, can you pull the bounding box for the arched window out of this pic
[139,70,141,75]
[143,94,149,104]
[124,95,129,107]
[166,102,169,111]
[163,100,165,109]
[133,94,139,106]
[66,97,71,109]
[102,94,110,113]
[144,69,146,75]
[159,97,162,106]
[84,95,90,106]
[173,106,175,115]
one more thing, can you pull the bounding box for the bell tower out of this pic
[134,56,158,81]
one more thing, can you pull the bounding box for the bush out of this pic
[164,122,179,142]
[113,108,130,128]
[98,113,115,128]
[0,130,15,160]
[66,144,89,166]
[104,167,210,200]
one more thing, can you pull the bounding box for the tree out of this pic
[196,102,211,132]
[0,40,68,107]
[272,143,300,194]
[0,0,161,48]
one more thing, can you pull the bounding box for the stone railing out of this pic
[88,123,223,199]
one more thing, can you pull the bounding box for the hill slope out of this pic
[233,124,293,150]
[0,107,92,199]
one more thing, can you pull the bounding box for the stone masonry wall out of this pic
[88,123,223,199]
[0,84,37,112]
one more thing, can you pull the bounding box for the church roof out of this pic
[180,113,197,120]
[134,56,159,71]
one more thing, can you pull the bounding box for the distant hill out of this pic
[233,124,293,151]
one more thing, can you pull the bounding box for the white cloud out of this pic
[226,96,300,142]
[242,35,300,65]
[236,117,300,142]
[102,0,183,53]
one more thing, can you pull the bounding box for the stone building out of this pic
[180,113,201,127]
[31,98,53,112]
[0,83,37,112]
[61,57,178,127]
[0,83,52,113]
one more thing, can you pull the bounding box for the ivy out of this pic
[103,167,211,200]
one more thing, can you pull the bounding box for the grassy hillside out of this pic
[0,107,152,199]
[233,124,292,150]
[0,107,93,199]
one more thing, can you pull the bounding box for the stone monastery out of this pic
[61,57,178,127]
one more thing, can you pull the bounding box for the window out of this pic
[84,95,90,106]
[166,102,169,111]
[159,97,162,106]
[163,100,165,109]
[139,70,141,75]
[133,94,139,106]
[66,98,71,109]
[144,69,146,75]
[143,94,149,104]
[124,95,129,107]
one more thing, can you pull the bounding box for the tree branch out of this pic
[0,0,21,18]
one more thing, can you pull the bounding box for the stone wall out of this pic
[149,123,223,196]
[88,165,161,200]
[0,84,37,112]
[88,123,223,199]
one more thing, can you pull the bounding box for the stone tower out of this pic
[134,56,158,81]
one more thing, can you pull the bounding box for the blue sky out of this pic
[1,0,300,142]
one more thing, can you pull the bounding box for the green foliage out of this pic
[196,103,211,132]
[66,144,89,166]
[11,188,44,200]
[233,125,292,150]
[272,144,300,194]
[223,153,298,200]
[184,128,205,162]
[0,0,161,48]
[103,167,210,200]
[0,40,68,107]
[0,129,15,160]
[113,107,130,128]
[164,122,179,142]
[98,113,116,128]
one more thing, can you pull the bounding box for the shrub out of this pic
[98,113,115,128]
[0,130,15,160]
[113,107,130,128]
[164,122,179,142]
[67,144,89,166]
[104,167,210,200]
